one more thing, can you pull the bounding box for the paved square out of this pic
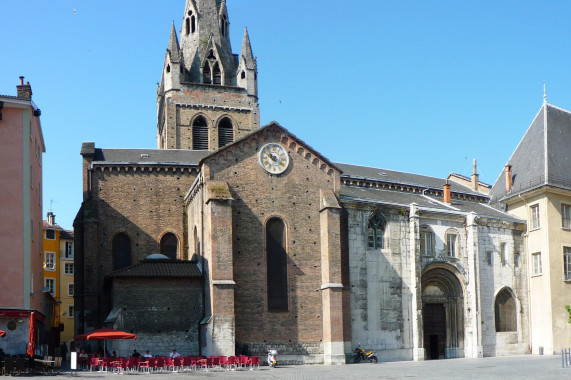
[53,355,570,380]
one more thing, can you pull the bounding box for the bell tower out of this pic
[157,0,259,151]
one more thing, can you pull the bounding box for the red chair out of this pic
[238,355,251,369]
[101,358,112,372]
[112,358,127,374]
[154,357,166,372]
[165,357,175,371]
[226,356,237,371]
[126,357,139,372]
[138,357,153,372]
[89,357,101,371]
[250,356,260,370]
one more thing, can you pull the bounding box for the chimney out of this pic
[47,212,55,226]
[16,76,32,100]
[471,159,479,191]
[443,182,451,204]
[505,165,513,193]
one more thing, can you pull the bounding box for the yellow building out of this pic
[490,101,571,354]
[42,212,74,357]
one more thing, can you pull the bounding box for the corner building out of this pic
[75,0,531,363]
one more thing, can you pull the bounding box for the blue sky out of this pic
[2,0,571,230]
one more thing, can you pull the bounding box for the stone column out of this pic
[319,189,346,365]
[409,203,424,360]
[204,181,235,356]
[464,212,483,358]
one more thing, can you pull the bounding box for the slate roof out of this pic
[340,185,522,222]
[490,103,571,203]
[108,259,202,278]
[335,162,485,197]
[92,148,210,165]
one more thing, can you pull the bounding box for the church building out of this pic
[74,0,531,363]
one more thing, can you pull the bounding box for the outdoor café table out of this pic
[34,358,54,373]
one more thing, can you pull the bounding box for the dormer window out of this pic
[241,71,246,79]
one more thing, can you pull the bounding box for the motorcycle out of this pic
[353,346,378,363]
[267,349,277,367]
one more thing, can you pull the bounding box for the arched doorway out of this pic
[421,265,464,359]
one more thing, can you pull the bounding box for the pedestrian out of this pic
[169,349,181,359]
[143,350,152,358]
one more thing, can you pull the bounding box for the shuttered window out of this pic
[192,116,209,150]
[218,118,233,148]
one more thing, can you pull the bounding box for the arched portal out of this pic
[421,265,464,359]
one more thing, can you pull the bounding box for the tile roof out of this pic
[108,259,202,279]
[60,229,74,239]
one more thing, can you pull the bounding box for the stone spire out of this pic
[168,21,180,62]
[179,0,235,85]
[237,27,258,97]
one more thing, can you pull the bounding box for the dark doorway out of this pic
[423,303,445,359]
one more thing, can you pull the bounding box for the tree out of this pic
[566,305,571,324]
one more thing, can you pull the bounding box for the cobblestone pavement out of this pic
[52,355,570,380]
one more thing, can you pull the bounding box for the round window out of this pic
[7,320,17,330]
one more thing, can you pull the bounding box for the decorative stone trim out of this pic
[320,283,343,290]
[212,280,236,286]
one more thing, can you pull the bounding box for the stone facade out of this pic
[74,0,533,365]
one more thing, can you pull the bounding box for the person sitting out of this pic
[143,350,152,358]
[111,351,117,358]
[169,349,180,359]
[131,349,141,358]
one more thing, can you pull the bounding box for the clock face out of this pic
[259,143,289,174]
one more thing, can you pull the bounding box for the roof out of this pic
[60,229,74,239]
[91,148,210,166]
[42,220,63,230]
[490,103,571,203]
[336,162,486,197]
[340,185,523,222]
[108,259,202,279]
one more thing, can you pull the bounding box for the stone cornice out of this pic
[341,177,489,203]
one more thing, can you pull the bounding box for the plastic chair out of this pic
[238,355,251,369]
[138,357,154,372]
[173,357,183,371]
[155,357,166,372]
[226,356,237,371]
[250,356,260,369]
[127,357,139,372]
[89,357,101,371]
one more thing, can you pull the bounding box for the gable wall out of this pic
[204,129,340,358]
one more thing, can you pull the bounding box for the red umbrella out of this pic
[73,328,136,341]
[74,328,136,356]
[27,313,35,357]
[0,330,6,337]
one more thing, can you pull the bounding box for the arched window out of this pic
[202,62,211,84]
[185,18,190,35]
[445,229,459,257]
[267,218,288,312]
[241,71,246,79]
[368,212,386,249]
[218,117,233,148]
[495,288,517,332]
[112,233,131,270]
[192,116,209,150]
[420,225,434,256]
[212,62,222,85]
[191,15,196,33]
[160,233,178,259]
